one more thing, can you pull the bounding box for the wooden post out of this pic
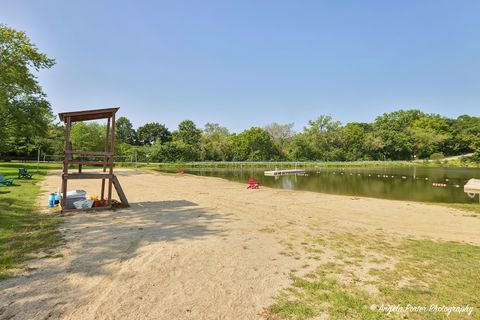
[61,116,71,209]
[101,118,111,200]
[107,113,116,205]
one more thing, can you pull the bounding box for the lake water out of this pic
[161,166,480,204]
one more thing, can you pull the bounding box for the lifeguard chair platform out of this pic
[58,107,129,212]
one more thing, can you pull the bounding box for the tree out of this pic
[203,122,230,138]
[0,24,55,157]
[173,120,202,146]
[137,122,171,146]
[452,115,480,154]
[70,122,106,151]
[302,115,342,161]
[200,123,231,161]
[41,123,65,156]
[373,110,425,160]
[264,122,294,157]
[3,96,54,156]
[408,115,452,159]
[229,127,278,161]
[288,133,317,161]
[151,140,199,162]
[363,132,385,160]
[116,116,136,145]
[340,122,370,161]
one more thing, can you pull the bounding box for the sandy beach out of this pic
[1,169,479,320]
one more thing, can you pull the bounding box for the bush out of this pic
[430,152,444,160]
[470,152,480,163]
[150,141,199,162]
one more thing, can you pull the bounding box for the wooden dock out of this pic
[264,169,306,176]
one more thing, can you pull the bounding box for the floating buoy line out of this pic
[310,171,462,187]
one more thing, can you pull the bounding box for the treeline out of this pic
[1,25,480,163]
[59,110,478,163]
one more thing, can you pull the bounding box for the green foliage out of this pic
[200,123,231,161]
[0,24,55,99]
[0,24,55,158]
[42,123,65,155]
[151,140,199,162]
[373,110,425,160]
[173,120,202,146]
[265,122,295,155]
[115,144,150,162]
[429,152,444,160]
[69,122,106,151]
[453,115,480,153]
[288,133,317,161]
[289,115,343,161]
[229,127,279,161]
[3,96,54,156]
[116,117,136,145]
[340,123,371,161]
[137,122,171,146]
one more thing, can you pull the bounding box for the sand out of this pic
[1,169,479,320]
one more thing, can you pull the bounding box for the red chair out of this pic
[247,176,259,189]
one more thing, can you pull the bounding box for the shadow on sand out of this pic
[0,199,231,319]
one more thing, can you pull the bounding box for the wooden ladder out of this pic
[112,175,129,206]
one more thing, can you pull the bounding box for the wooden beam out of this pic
[101,117,111,200]
[65,150,113,156]
[107,113,116,205]
[58,107,119,122]
[63,173,114,179]
[67,160,113,165]
[113,175,129,206]
[61,116,71,209]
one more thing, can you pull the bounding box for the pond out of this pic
[160,166,480,204]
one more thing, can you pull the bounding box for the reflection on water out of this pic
[160,166,480,204]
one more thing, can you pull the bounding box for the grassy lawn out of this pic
[267,232,480,320]
[0,162,62,280]
[441,203,480,216]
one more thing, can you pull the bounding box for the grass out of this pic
[0,162,63,280]
[270,274,384,320]
[440,203,480,216]
[268,233,480,319]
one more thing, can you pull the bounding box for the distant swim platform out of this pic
[264,169,306,176]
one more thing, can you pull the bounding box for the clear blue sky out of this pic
[2,0,479,132]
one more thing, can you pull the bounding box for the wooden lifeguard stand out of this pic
[58,107,129,211]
